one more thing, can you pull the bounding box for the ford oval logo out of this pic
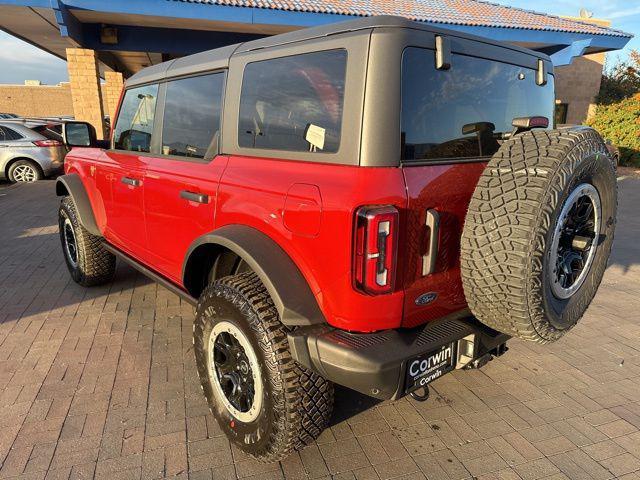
[415,292,438,306]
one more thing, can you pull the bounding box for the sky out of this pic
[0,0,638,85]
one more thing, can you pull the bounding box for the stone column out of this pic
[66,48,106,139]
[103,71,124,124]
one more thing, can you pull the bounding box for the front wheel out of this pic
[58,197,116,286]
[193,272,334,462]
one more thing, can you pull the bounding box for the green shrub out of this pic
[587,94,640,167]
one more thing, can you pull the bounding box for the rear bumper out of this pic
[288,317,509,400]
[40,148,65,176]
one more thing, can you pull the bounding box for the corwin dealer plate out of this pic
[405,342,456,393]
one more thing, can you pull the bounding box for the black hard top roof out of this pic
[126,15,550,87]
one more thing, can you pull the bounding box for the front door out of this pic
[100,151,147,257]
[101,83,159,260]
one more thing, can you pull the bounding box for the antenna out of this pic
[579,8,594,18]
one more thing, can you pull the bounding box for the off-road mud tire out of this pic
[461,127,617,343]
[193,272,333,462]
[58,196,115,287]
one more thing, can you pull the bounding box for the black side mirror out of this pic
[62,121,97,148]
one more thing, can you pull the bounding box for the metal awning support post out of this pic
[548,39,593,66]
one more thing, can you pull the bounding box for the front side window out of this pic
[161,73,224,159]
[239,49,347,153]
[113,84,159,153]
[401,48,555,162]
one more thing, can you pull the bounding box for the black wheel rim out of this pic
[549,183,601,299]
[63,218,78,267]
[212,330,256,415]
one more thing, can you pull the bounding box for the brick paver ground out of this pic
[0,177,639,480]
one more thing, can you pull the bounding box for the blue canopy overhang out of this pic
[0,0,632,76]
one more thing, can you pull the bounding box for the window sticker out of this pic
[305,124,326,151]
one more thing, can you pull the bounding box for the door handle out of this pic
[121,176,141,187]
[180,190,209,204]
[422,209,440,276]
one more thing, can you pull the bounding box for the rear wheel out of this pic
[193,272,333,462]
[8,160,43,183]
[461,128,617,343]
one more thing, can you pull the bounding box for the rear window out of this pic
[113,84,159,153]
[238,49,347,153]
[161,72,225,159]
[401,47,555,162]
[32,124,63,142]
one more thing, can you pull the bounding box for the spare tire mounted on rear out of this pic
[461,127,617,344]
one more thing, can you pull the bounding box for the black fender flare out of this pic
[183,225,326,326]
[55,174,101,237]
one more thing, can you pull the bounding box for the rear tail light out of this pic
[353,205,399,295]
[33,139,63,147]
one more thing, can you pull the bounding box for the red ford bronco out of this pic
[56,16,617,461]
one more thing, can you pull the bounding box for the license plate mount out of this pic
[404,342,456,394]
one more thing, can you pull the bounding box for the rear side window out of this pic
[0,126,22,141]
[401,47,555,162]
[32,124,63,142]
[239,50,347,153]
[113,84,159,153]
[161,73,224,159]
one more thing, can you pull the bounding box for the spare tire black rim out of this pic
[549,183,601,300]
[208,321,262,422]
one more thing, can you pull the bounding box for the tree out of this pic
[596,50,640,105]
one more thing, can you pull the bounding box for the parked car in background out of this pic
[0,113,19,119]
[0,121,66,182]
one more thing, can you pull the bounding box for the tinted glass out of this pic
[0,126,22,141]
[162,73,224,159]
[401,48,555,162]
[33,124,63,142]
[239,50,347,153]
[113,84,159,152]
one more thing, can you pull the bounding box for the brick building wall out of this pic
[0,77,117,122]
[0,83,74,117]
[554,17,610,125]
[66,48,106,139]
[103,71,124,121]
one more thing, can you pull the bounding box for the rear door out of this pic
[143,72,226,281]
[101,83,159,258]
[400,44,555,328]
